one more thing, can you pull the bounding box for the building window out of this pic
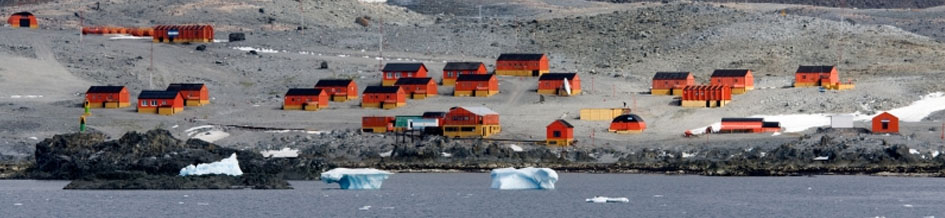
[151,100,157,105]
[801,75,806,79]
[553,131,561,137]
[407,72,413,77]
[461,127,475,132]
[141,101,147,106]
[162,100,167,105]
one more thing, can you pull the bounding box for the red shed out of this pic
[152,25,214,43]
[710,69,754,94]
[283,88,329,111]
[454,74,499,97]
[382,63,428,86]
[86,86,130,108]
[537,73,581,96]
[794,66,838,87]
[362,116,395,133]
[651,72,695,96]
[872,112,899,134]
[315,79,358,102]
[8,12,37,29]
[137,90,184,115]
[442,62,487,86]
[681,85,732,108]
[362,86,406,109]
[395,77,437,99]
[546,119,574,146]
[443,106,501,138]
[496,53,549,77]
[609,114,646,133]
[166,83,209,106]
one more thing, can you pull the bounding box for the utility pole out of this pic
[378,17,384,73]
[299,0,304,35]
[478,5,482,22]
[149,42,154,89]
[941,122,944,141]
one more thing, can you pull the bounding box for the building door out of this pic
[20,18,30,27]
[882,120,889,130]
[532,70,539,76]
[706,101,710,108]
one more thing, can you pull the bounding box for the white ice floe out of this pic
[261,147,299,158]
[179,153,243,176]
[586,196,629,203]
[321,168,393,190]
[358,206,372,211]
[232,47,279,53]
[490,167,558,190]
[508,144,523,152]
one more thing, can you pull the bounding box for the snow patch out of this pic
[179,153,243,176]
[358,0,387,3]
[379,150,393,157]
[186,125,229,143]
[508,144,523,152]
[108,35,151,40]
[232,47,279,54]
[887,92,945,122]
[261,147,299,158]
[10,95,43,99]
[688,122,721,134]
[441,152,452,157]
[682,152,696,158]
[813,156,829,161]
[490,167,558,190]
[932,151,940,158]
[321,168,393,190]
[909,149,920,155]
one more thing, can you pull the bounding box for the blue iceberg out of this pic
[490,167,558,190]
[179,153,243,176]
[321,168,393,190]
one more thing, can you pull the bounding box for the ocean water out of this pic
[1,174,944,217]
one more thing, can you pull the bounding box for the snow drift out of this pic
[179,153,243,176]
[321,168,393,190]
[490,167,558,190]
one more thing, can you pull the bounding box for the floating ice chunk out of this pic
[321,168,393,190]
[358,206,371,210]
[586,196,629,203]
[490,167,558,190]
[179,153,244,176]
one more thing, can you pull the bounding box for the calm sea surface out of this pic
[1,174,944,217]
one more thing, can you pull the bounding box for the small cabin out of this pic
[546,119,574,146]
[681,85,732,108]
[395,77,437,99]
[315,79,358,102]
[137,90,184,115]
[362,116,395,133]
[382,63,428,86]
[442,62,487,86]
[283,88,329,111]
[454,74,499,97]
[86,86,130,108]
[8,12,37,29]
[537,73,581,96]
[495,53,549,77]
[443,106,501,138]
[152,25,213,43]
[794,66,838,88]
[710,69,754,94]
[166,83,209,106]
[361,86,406,109]
[871,112,899,134]
[609,114,646,133]
[651,72,694,96]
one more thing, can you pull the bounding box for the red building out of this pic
[442,62,487,86]
[651,72,695,96]
[719,118,781,133]
[315,79,358,102]
[443,106,501,138]
[546,119,574,146]
[710,69,754,94]
[362,116,395,133]
[152,25,214,43]
[361,86,406,109]
[166,83,209,106]
[395,77,437,99]
[283,88,329,111]
[382,63,428,86]
[86,86,130,108]
[454,74,499,97]
[794,66,838,87]
[681,85,732,108]
[609,114,646,133]
[872,112,899,134]
[495,53,549,77]
[537,73,581,96]
[137,90,184,115]
[8,12,37,29]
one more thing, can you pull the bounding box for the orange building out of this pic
[8,12,37,29]
[315,79,358,102]
[443,106,501,138]
[872,112,899,134]
[86,86,131,108]
[395,77,437,99]
[454,74,499,97]
[609,114,646,133]
[152,25,214,43]
[546,119,574,146]
[382,63,428,86]
[794,66,838,87]
[361,86,406,109]
[362,116,395,133]
[719,118,781,133]
[710,69,754,94]
[495,53,549,77]
[681,85,731,108]
[166,83,209,106]
[537,73,581,96]
[651,72,695,96]
[442,62,487,86]
[283,88,329,111]
[137,90,184,115]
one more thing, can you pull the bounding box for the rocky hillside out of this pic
[593,0,945,9]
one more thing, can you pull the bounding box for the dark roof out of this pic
[13,12,33,16]
[456,74,495,82]
[395,77,433,85]
[552,119,574,128]
[762,122,781,128]
[538,73,577,81]
[422,112,446,118]
[711,69,751,77]
[138,90,180,99]
[166,83,205,91]
[796,66,835,73]
[382,63,425,72]
[443,62,484,71]
[363,86,401,94]
[612,114,644,123]
[653,72,692,80]
[87,86,125,93]
[315,79,354,87]
[721,118,764,122]
[285,88,323,96]
[497,53,545,61]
